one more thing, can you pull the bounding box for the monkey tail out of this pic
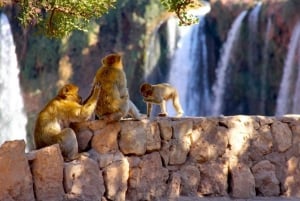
[128,100,141,120]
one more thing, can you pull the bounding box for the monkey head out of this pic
[140,83,153,98]
[102,53,123,68]
[58,84,82,103]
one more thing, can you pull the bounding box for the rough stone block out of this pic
[198,159,228,196]
[92,122,121,154]
[119,121,146,155]
[271,121,292,152]
[32,144,65,201]
[64,156,105,201]
[230,163,255,198]
[251,160,280,196]
[127,152,169,201]
[169,120,192,165]
[103,154,129,201]
[0,140,34,201]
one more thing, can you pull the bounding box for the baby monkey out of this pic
[140,82,184,117]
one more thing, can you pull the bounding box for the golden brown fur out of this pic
[34,83,100,160]
[140,82,184,117]
[92,53,141,122]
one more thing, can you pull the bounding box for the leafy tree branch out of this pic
[1,0,206,38]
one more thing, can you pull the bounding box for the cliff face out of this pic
[2,115,300,200]
[205,0,300,115]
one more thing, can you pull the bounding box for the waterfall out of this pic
[275,22,300,116]
[211,10,248,116]
[260,17,272,113]
[248,2,262,72]
[168,21,198,116]
[0,13,27,146]
[186,19,211,116]
[167,3,211,117]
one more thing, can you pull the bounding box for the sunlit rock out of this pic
[0,140,34,201]
[32,144,65,201]
[64,156,105,200]
[227,115,256,156]
[283,156,300,197]
[190,118,228,163]
[119,121,147,155]
[146,121,161,152]
[249,124,273,161]
[127,152,168,201]
[179,164,200,196]
[157,118,173,140]
[169,119,192,165]
[103,154,129,201]
[198,159,228,196]
[98,151,124,169]
[167,172,181,200]
[271,120,292,152]
[92,122,121,154]
[251,160,280,196]
[230,163,255,198]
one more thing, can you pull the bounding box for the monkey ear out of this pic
[58,85,70,99]
[101,58,106,65]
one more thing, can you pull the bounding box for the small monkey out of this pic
[91,53,141,122]
[34,83,100,161]
[140,83,184,117]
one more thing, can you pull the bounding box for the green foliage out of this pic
[18,0,116,38]
[160,0,202,25]
[14,0,204,38]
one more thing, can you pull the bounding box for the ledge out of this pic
[1,115,300,200]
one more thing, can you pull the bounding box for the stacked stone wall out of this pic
[1,115,300,200]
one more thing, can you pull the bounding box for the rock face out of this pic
[31,144,65,201]
[2,115,300,200]
[0,140,34,201]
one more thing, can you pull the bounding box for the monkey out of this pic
[34,83,100,161]
[91,53,141,122]
[140,82,184,118]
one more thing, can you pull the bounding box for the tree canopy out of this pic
[1,0,206,38]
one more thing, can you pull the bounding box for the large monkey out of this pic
[92,53,141,122]
[34,83,100,161]
[140,83,184,117]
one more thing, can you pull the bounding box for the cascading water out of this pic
[248,2,262,72]
[211,10,248,116]
[167,3,211,116]
[186,19,211,116]
[0,13,27,146]
[167,20,199,116]
[260,17,272,113]
[275,22,300,116]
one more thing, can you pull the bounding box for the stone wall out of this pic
[1,115,300,200]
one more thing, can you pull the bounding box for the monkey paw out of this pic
[176,112,184,117]
[158,113,167,117]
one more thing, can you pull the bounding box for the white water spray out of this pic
[168,21,198,116]
[168,3,211,116]
[0,13,27,146]
[211,11,247,116]
[275,22,300,116]
[248,2,262,72]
